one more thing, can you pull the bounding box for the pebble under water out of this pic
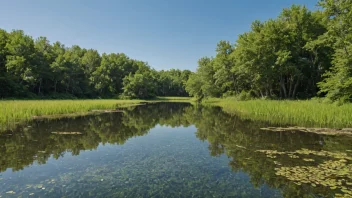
[0,103,351,197]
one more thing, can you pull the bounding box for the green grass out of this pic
[0,99,145,131]
[5,97,349,131]
[203,98,352,128]
[0,97,194,131]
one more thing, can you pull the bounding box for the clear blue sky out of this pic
[0,0,318,71]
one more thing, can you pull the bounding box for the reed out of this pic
[0,100,144,131]
[204,98,352,128]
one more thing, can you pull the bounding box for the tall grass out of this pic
[0,100,144,131]
[204,98,352,128]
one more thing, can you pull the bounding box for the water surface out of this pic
[1,103,351,197]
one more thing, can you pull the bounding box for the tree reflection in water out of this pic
[1,102,351,197]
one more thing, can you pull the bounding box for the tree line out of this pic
[1,0,351,101]
[186,0,352,102]
[0,29,191,99]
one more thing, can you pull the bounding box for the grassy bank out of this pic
[0,97,194,131]
[0,100,146,131]
[6,97,348,131]
[204,98,352,128]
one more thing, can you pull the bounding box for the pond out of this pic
[0,103,351,197]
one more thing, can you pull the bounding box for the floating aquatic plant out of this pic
[257,148,352,197]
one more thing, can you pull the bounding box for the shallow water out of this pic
[0,103,351,197]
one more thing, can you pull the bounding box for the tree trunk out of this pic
[259,90,264,98]
[288,76,294,98]
[38,78,42,95]
[292,78,300,99]
[280,77,287,98]
[279,86,282,98]
[54,80,57,93]
[66,83,69,93]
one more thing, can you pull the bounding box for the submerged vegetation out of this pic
[1,103,352,197]
[257,149,352,197]
[204,99,352,128]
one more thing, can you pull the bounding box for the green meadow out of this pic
[204,98,352,128]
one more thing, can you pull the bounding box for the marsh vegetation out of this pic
[205,99,352,128]
[0,100,143,131]
[0,97,195,131]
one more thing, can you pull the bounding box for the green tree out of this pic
[122,69,157,99]
[34,37,55,95]
[50,41,67,94]
[189,5,331,100]
[318,0,352,102]
[185,73,203,100]
[81,49,101,97]
[213,40,236,94]
[186,57,221,101]
[0,29,12,97]
[5,30,36,96]
[91,53,139,97]
[0,28,192,99]
[156,69,192,96]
